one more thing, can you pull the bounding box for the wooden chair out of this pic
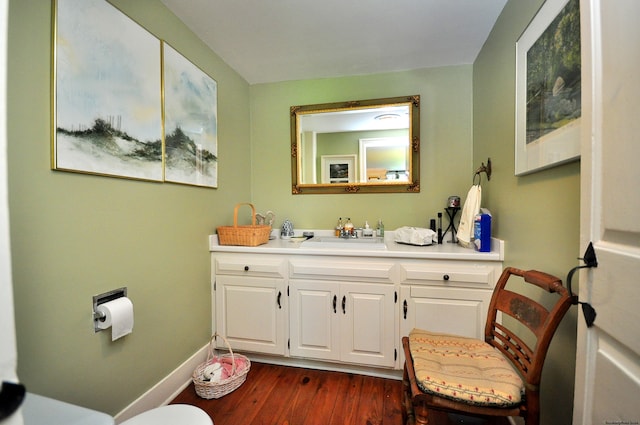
[402,267,574,425]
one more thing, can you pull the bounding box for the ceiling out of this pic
[301,105,410,133]
[160,0,508,85]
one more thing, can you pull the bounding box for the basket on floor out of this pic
[217,203,271,246]
[192,334,251,399]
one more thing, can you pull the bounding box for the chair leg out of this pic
[412,403,431,424]
[524,410,540,425]
[403,363,434,424]
[402,364,415,425]
[523,391,540,425]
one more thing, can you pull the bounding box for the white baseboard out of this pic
[246,353,403,381]
[113,343,208,424]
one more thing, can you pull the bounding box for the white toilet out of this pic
[119,404,213,425]
[22,393,211,425]
[22,393,114,425]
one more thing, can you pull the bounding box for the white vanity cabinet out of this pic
[288,257,397,368]
[212,253,287,355]
[210,234,504,376]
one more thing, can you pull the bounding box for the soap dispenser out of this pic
[363,221,374,237]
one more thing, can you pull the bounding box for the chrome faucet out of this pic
[339,229,358,238]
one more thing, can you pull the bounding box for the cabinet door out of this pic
[289,280,340,361]
[400,286,492,340]
[215,275,286,355]
[340,283,397,368]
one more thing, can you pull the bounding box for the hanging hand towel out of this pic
[457,184,482,248]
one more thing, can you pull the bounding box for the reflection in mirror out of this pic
[359,138,409,182]
[291,95,420,194]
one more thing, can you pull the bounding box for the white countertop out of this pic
[209,230,504,261]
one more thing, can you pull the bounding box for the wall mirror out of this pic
[290,95,420,194]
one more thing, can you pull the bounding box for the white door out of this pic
[0,0,24,422]
[340,283,396,367]
[289,280,340,361]
[573,0,640,423]
[400,286,491,340]
[399,286,492,369]
[215,275,286,355]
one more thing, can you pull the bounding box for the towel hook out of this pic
[474,158,492,184]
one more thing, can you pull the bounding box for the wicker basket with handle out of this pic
[217,203,271,246]
[192,333,251,399]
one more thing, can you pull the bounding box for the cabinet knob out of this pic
[244,266,249,271]
[443,274,450,281]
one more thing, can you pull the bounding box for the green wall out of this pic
[250,67,475,230]
[7,0,580,422]
[473,1,580,424]
[7,0,250,415]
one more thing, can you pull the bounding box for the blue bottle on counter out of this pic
[473,209,491,252]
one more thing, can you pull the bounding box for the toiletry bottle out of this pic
[376,219,384,237]
[363,221,373,237]
[335,217,343,237]
[344,218,354,236]
[474,210,491,252]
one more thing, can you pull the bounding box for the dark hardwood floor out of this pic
[171,362,510,425]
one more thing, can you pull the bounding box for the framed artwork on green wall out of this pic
[163,43,218,188]
[515,0,581,176]
[52,0,218,188]
[52,0,163,181]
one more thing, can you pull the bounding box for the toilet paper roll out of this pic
[96,297,134,341]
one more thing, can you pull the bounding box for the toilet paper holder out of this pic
[93,287,127,332]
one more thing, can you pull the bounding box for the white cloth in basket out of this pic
[203,356,248,382]
[203,363,223,382]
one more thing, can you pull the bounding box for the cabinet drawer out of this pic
[214,254,287,278]
[400,261,499,288]
[289,258,396,284]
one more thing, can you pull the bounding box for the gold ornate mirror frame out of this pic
[290,95,420,194]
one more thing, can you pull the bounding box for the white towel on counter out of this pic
[457,184,482,248]
[394,226,437,246]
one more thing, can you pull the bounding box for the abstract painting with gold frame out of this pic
[163,43,218,188]
[52,0,163,181]
[515,0,581,175]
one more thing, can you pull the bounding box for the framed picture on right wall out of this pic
[515,0,581,176]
